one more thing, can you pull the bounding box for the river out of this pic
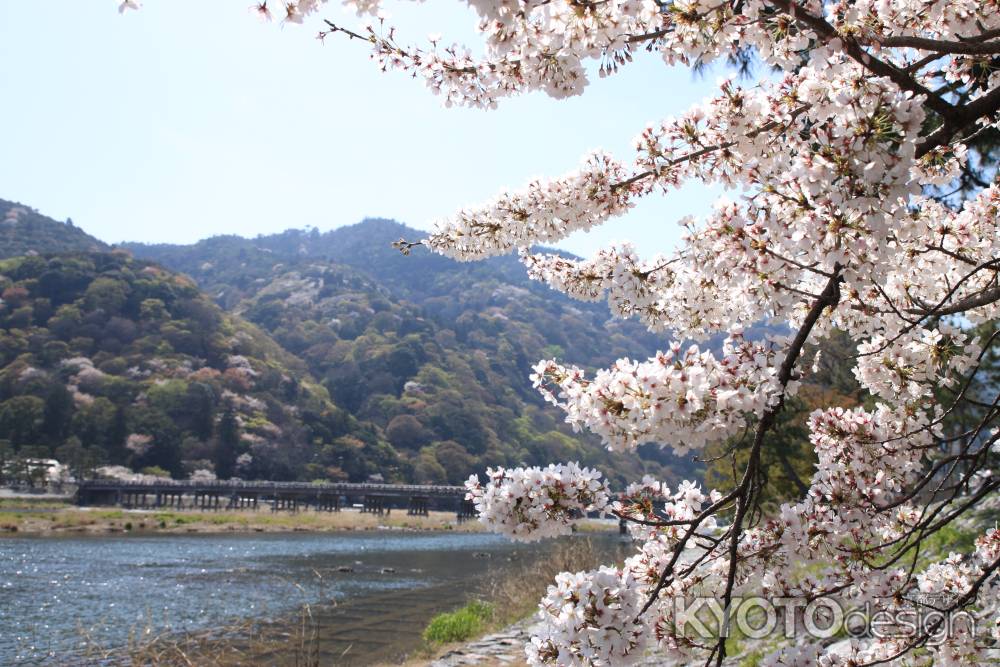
[0,530,622,665]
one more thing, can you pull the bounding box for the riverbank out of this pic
[375,537,633,667]
[0,499,484,535]
[0,499,619,536]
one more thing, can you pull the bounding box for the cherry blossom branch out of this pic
[764,0,955,119]
[712,268,842,666]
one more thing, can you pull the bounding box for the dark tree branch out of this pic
[875,35,1000,55]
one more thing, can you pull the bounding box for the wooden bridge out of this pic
[75,480,477,519]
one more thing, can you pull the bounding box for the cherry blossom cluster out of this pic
[915,144,971,187]
[879,185,1000,329]
[463,462,610,542]
[735,407,933,585]
[521,243,675,330]
[806,405,930,509]
[527,566,648,666]
[854,325,982,403]
[425,153,640,261]
[470,475,733,665]
[530,333,787,453]
[616,477,722,543]
[565,478,732,663]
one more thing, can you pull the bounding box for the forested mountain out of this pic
[126,222,677,404]
[126,220,703,486]
[124,219,672,369]
[0,200,701,487]
[0,251,380,482]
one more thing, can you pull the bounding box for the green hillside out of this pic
[127,221,703,486]
[0,201,701,487]
[0,251,390,482]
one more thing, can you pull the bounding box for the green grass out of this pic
[422,600,494,644]
[0,498,72,510]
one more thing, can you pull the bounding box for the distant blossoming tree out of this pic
[124,0,1000,664]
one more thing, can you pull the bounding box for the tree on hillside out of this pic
[214,404,240,480]
[126,2,1000,664]
[0,440,12,485]
[0,396,45,449]
[55,436,102,482]
[385,414,430,450]
[42,383,74,442]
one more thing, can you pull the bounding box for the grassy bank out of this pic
[0,502,487,535]
[387,537,630,667]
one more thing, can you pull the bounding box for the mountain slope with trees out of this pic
[0,251,383,482]
[126,220,704,486]
[0,203,701,486]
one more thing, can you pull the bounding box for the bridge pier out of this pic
[196,492,221,511]
[363,494,390,516]
[271,495,300,512]
[456,498,476,522]
[315,494,339,512]
[407,496,429,516]
[228,494,257,510]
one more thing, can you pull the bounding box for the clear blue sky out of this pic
[0,0,720,257]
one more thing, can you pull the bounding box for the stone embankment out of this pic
[428,620,674,667]
[429,620,531,666]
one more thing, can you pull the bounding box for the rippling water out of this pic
[0,531,612,665]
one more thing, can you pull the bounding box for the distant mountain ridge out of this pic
[0,199,110,258]
[123,218,669,370]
